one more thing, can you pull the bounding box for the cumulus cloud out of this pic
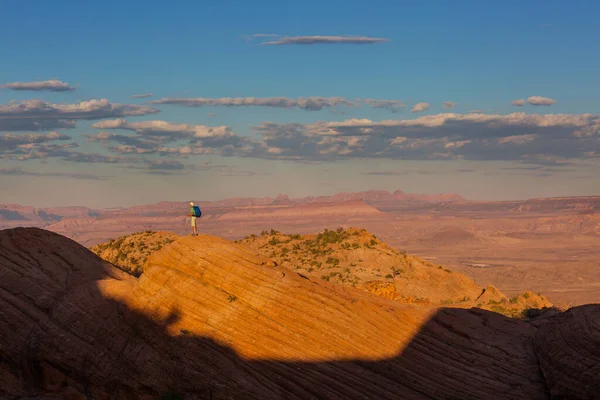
[74,109,600,167]
[150,96,357,111]
[512,99,525,106]
[0,132,71,152]
[0,99,159,133]
[131,93,153,98]
[255,35,389,46]
[248,112,600,164]
[443,101,456,109]
[0,99,158,120]
[88,119,257,157]
[1,79,76,92]
[0,131,80,161]
[0,167,110,180]
[527,96,557,106]
[0,130,135,165]
[91,119,234,139]
[411,102,430,113]
[3,142,79,161]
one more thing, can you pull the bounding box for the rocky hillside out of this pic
[90,227,551,318]
[1,227,598,399]
[236,227,551,317]
[90,230,179,276]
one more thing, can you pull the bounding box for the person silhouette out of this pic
[188,201,200,236]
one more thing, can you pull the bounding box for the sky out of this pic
[1,0,599,208]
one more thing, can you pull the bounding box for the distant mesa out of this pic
[517,195,600,212]
[0,209,28,221]
[417,226,487,247]
[1,227,598,399]
[217,200,382,221]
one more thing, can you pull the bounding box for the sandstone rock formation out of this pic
[1,227,598,399]
[236,227,552,316]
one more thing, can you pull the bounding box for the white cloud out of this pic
[497,134,537,145]
[512,99,525,106]
[443,101,456,109]
[527,96,557,106]
[0,79,76,92]
[411,102,430,113]
[91,119,234,139]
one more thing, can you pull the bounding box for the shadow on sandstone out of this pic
[1,227,598,400]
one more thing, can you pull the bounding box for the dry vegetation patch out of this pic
[91,230,179,276]
[236,227,553,318]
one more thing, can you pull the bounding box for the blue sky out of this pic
[1,0,599,207]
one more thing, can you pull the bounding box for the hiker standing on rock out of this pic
[188,202,202,236]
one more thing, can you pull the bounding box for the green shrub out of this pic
[325,257,340,266]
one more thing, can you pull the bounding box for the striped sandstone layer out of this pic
[1,227,598,399]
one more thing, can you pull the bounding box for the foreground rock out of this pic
[1,227,598,399]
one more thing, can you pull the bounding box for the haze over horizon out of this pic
[1,1,599,208]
